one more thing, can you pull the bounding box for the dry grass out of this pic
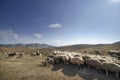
[77,44,120,55]
[0,47,119,80]
[0,55,117,80]
[0,47,54,55]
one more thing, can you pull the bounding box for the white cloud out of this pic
[33,33,42,38]
[52,40,61,43]
[0,29,19,41]
[49,23,62,29]
[0,29,44,44]
[112,0,120,2]
[108,0,120,5]
[33,17,47,22]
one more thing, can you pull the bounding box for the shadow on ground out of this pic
[51,63,117,80]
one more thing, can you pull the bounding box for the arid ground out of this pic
[0,55,117,80]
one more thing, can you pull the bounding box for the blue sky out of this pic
[0,0,120,46]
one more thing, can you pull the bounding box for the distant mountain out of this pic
[0,41,120,51]
[0,43,54,48]
[54,44,106,51]
[54,41,120,51]
[112,41,120,45]
[54,44,94,51]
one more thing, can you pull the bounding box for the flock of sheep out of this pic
[4,52,24,58]
[45,51,120,80]
[4,51,42,58]
[2,50,120,79]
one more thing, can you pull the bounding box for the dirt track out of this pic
[0,55,117,80]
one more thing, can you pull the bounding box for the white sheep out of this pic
[69,54,84,70]
[61,53,69,63]
[17,52,24,58]
[99,62,120,79]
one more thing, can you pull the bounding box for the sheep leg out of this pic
[87,65,90,68]
[106,69,108,76]
[48,62,51,68]
[40,56,42,61]
[45,60,47,66]
[64,60,66,64]
[79,65,81,70]
[66,60,68,64]
[75,65,77,70]
[99,68,101,73]
[54,60,56,64]
[97,67,101,73]
[48,64,50,68]
[81,65,83,70]
[116,72,119,80]
[78,65,81,70]
[80,64,83,70]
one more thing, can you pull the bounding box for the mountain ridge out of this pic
[0,43,54,48]
[54,41,120,51]
[0,41,120,50]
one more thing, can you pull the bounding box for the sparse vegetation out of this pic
[0,42,120,80]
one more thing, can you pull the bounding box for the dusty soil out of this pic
[0,55,118,80]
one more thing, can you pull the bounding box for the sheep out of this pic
[31,52,37,56]
[31,51,42,57]
[82,54,94,60]
[39,53,42,60]
[94,55,120,79]
[81,54,120,79]
[53,54,63,63]
[52,52,58,55]
[93,50,102,55]
[8,52,17,57]
[82,54,94,68]
[45,57,55,67]
[100,62,120,72]
[70,56,84,65]
[99,62,120,79]
[17,53,24,58]
[4,52,8,58]
[85,57,103,70]
[61,53,69,63]
[100,56,113,62]
[69,54,84,70]
[53,51,59,55]
[36,51,40,55]
[115,60,120,65]
[109,50,120,55]
[83,55,113,68]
